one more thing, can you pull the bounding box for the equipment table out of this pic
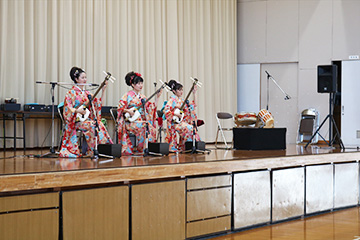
[0,111,57,151]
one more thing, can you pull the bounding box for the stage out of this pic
[0,144,357,192]
[1,144,360,240]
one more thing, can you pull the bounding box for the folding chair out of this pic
[215,112,234,149]
[297,108,319,144]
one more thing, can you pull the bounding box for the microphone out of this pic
[265,71,271,77]
[36,81,59,84]
[141,98,146,108]
[157,117,163,127]
[76,83,99,86]
[197,119,205,127]
[157,110,164,118]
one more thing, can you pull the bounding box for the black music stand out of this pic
[305,92,344,149]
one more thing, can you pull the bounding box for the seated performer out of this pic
[164,79,200,152]
[59,67,113,158]
[117,71,162,155]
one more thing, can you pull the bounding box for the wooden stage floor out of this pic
[1,143,360,193]
[0,143,355,175]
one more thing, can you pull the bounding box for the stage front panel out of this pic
[62,186,129,240]
[306,164,333,214]
[187,187,232,221]
[0,192,58,212]
[132,180,186,240]
[272,167,305,222]
[186,215,231,238]
[187,175,231,190]
[233,170,271,229]
[0,209,59,240]
[334,162,359,208]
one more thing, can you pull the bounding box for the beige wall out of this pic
[237,0,360,143]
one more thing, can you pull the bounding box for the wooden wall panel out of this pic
[186,216,231,238]
[0,209,58,240]
[132,180,185,240]
[63,186,129,240]
[0,192,58,212]
[187,188,231,221]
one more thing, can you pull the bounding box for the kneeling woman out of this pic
[164,80,200,152]
[117,71,161,155]
[59,67,113,158]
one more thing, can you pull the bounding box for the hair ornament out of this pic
[135,72,142,77]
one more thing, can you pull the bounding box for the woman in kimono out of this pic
[117,71,162,155]
[164,79,200,152]
[59,67,113,158]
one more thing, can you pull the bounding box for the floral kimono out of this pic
[117,90,157,155]
[164,95,200,152]
[59,86,113,158]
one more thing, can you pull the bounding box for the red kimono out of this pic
[59,86,113,157]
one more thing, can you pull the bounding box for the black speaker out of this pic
[98,144,122,157]
[148,142,169,155]
[318,65,337,93]
[185,141,206,151]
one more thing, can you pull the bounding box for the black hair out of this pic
[125,71,144,86]
[69,67,85,84]
[168,79,183,92]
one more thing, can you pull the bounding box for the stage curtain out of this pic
[0,0,236,148]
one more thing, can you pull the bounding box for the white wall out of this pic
[237,0,360,144]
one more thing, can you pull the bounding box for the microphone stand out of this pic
[265,71,291,111]
[36,81,60,157]
[156,111,164,143]
[141,99,162,157]
[182,101,210,154]
[182,120,210,154]
[142,99,162,157]
[88,94,113,160]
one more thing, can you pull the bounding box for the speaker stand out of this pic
[305,92,344,149]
